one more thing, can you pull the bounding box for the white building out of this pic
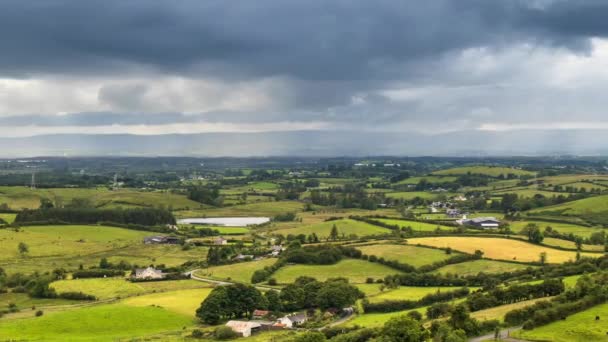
[132,266,164,280]
[225,321,261,337]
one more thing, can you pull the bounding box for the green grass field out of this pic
[371,218,456,232]
[194,258,277,283]
[0,213,16,223]
[471,297,554,323]
[492,189,573,199]
[395,176,458,185]
[432,259,535,276]
[272,219,392,239]
[408,236,599,263]
[121,287,213,317]
[0,186,202,211]
[530,195,608,215]
[355,244,457,267]
[368,286,475,303]
[272,259,401,284]
[509,220,603,238]
[384,191,441,200]
[0,225,207,274]
[0,304,194,341]
[432,166,536,177]
[0,292,78,311]
[51,278,210,300]
[515,302,608,341]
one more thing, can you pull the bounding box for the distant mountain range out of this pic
[1,129,607,157]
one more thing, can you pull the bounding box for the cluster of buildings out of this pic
[224,311,310,337]
[131,266,165,280]
[143,235,181,245]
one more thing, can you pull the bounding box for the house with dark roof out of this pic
[461,217,500,229]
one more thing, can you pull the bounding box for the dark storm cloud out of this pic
[1,0,607,81]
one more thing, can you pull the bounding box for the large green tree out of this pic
[379,315,429,342]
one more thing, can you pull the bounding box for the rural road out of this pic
[469,326,528,342]
[186,269,279,291]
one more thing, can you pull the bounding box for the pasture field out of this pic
[530,194,608,215]
[0,213,16,223]
[194,258,277,283]
[0,225,207,274]
[175,200,304,218]
[384,191,441,200]
[205,226,250,235]
[367,286,476,303]
[0,292,78,310]
[355,244,458,267]
[492,189,572,199]
[272,219,392,239]
[537,174,608,186]
[515,302,608,342]
[121,287,213,317]
[0,304,194,341]
[0,186,202,210]
[395,176,458,185]
[509,220,602,238]
[432,166,536,177]
[432,259,536,276]
[471,297,554,322]
[272,259,401,284]
[408,236,599,263]
[540,237,604,252]
[355,284,387,297]
[371,218,456,232]
[51,278,210,300]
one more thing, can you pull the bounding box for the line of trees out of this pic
[363,287,471,313]
[15,207,176,226]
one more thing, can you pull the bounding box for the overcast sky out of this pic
[2,0,608,155]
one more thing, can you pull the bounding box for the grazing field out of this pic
[540,237,604,252]
[433,259,535,276]
[0,186,202,210]
[194,258,277,283]
[395,176,458,185]
[355,244,457,267]
[471,297,554,322]
[205,226,250,235]
[121,287,213,317]
[432,166,536,177]
[492,189,573,199]
[0,304,194,341]
[51,278,209,300]
[371,218,456,232]
[537,174,608,186]
[0,292,78,310]
[408,236,599,263]
[0,225,207,274]
[0,213,16,223]
[368,286,476,303]
[515,302,608,342]
[175,200,304,218]
[509,220,602,238]
[384,191,440,200]
[530,195,608,215]
[272,219,392,238]
[272,259,401,284]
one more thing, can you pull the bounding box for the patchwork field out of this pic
[0,304,194,341]
[367,286,475,303]
[0,225,207,274]
[0,212,16,223]
[175,200,304,218]
[432,259,535,276]
[272,218,392,239]
[509,220,603,238]
[384,192,441,200]
[408,236,599,263]
[530,194,608,215]
[51,278,210,300]
[194,258,277,283]
[395,176,458,185]
[121,287,213,317]
[272,259,401,284]
[355,244,458,267]
[432,166,536,177]
[515,302,608,342]
[471,297,554,322]
[371,218,456,232]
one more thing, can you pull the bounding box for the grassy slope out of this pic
[121,287,213,317]
[272,259,401,284]
[0,304,194,341]
[509,220,603,238]
[272,219,392,239]
[530,195,608,215]
[408,236,599,263]
[194,258,277,284]
[51,278,210,300]
[432,166,535,177]
[515,302,608,342]
[373,218,456,232]
[355,244,457,267]
[368,286,476,303]
[175,200,304,218]
[471,297,555,323]
[432,259,534,276]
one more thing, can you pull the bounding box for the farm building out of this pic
[252,310,270,319]
[132,266,165,280]
[277,312,307,328]
[143,235,180,244]
[214,237,228,245]
[225,321,261,337]
[461,217,500,228]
